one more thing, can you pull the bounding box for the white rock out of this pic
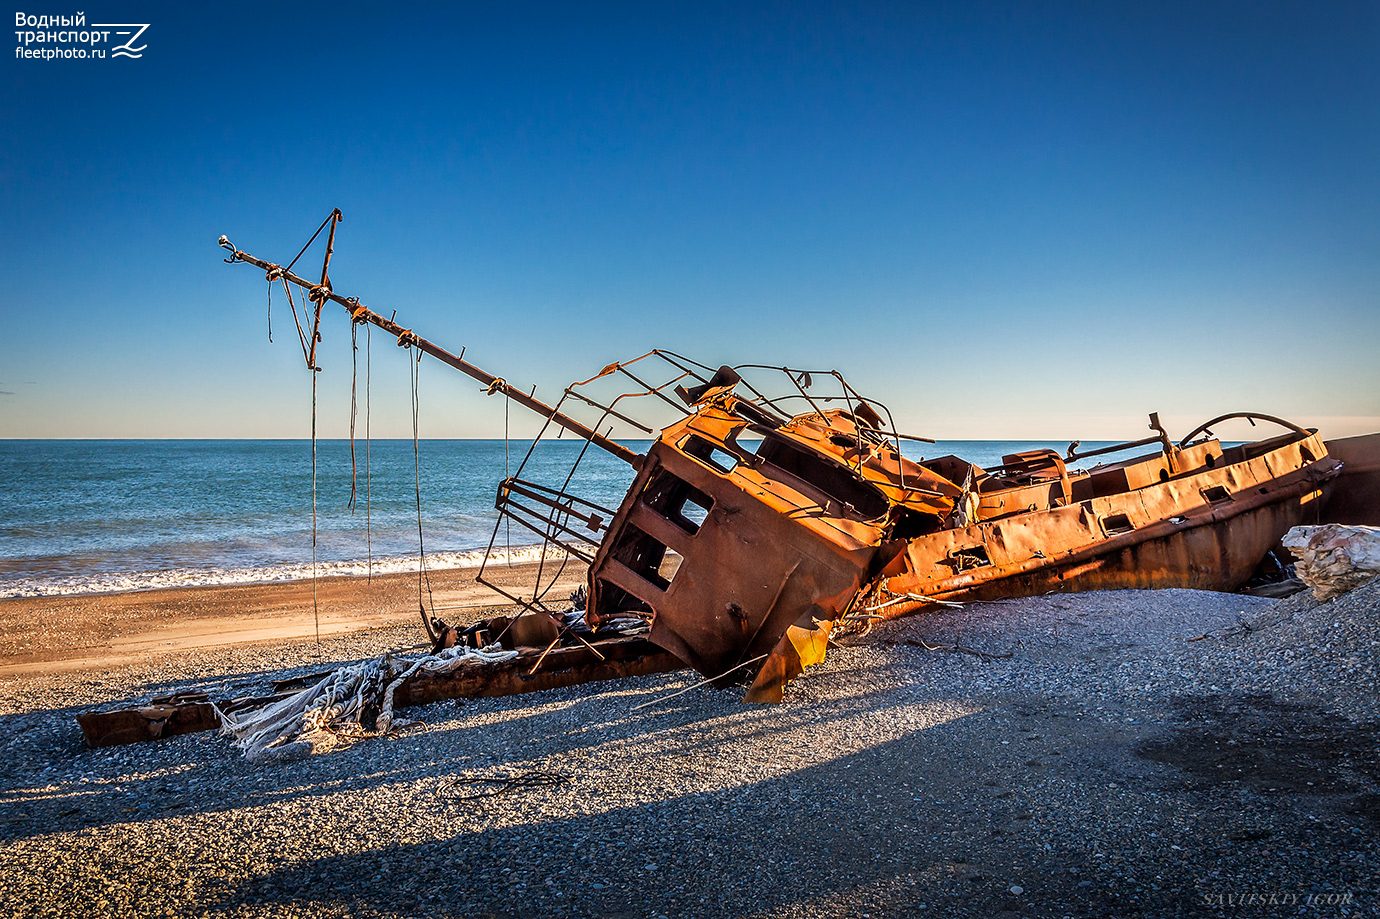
[1282,524,1380,600]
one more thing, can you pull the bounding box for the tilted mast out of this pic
[218,225,639,466]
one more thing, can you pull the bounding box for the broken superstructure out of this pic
[75,212,1357,746]
[215,213,1347,701]
[490,357,1342,701]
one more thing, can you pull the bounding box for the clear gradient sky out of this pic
[2,1,1377,442]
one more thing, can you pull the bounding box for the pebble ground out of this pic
[1,581,1376,918]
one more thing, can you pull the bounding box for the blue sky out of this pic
[2,1,1377,441]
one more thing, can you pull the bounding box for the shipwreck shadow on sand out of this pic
[188,721,1223,919]
[0,660,955,842]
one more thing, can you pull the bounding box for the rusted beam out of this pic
[220,238,639,467]
[77,700,220,748]
[76,639,685,748]
[394,638,684,706]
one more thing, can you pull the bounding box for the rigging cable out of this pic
[278,275,312,367]
[348,319,359,512]
[411,346,438,641]
[274,213,341,650]
[311,357,320,645]
[505,385,512,566]
[365,323,373,580]
[283,210,337,276]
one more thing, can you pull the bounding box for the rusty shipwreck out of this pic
[572,391,1338,702]
[75,211,1363,746]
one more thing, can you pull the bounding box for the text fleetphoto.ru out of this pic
[14,10,147,60]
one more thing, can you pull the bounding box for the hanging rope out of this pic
[365,323,373,581]
[306,285,327,370]
[411,347,437,641]
[348,319,360,512]
[311,364,320,645]
[501,384,512,566]
[266,213,341,649]
[480,378,515,566]
[274,274,313,368]
[505,389,512,565]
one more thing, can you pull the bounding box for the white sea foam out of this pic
[0,543,589,599]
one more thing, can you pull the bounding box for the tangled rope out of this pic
[214,644,518,762]
[443,769,570,801]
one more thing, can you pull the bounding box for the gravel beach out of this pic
[1,578,1376,918]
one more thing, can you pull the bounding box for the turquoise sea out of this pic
[0,438,1111,598]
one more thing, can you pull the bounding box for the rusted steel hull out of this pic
[883,488,1326,614]
[77,699,220,749]
[77,638,684,748]
[220,218,1367,707]
[1321,433,1380,526]
[584,404,1341,700]
[393,638,683,706]
[878,434,1337,613]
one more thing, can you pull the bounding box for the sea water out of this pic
[0,438,1108,598]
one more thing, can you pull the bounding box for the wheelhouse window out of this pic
[641,469,714,535]
[755,435,889,519]
[682,434,741,475]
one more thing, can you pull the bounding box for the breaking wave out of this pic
[0,542,588,599]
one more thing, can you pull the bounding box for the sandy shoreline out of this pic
[0,561,585,678]
[0,581,1375,918]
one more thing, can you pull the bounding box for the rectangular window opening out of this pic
[948,545,992,571]
[679,496,710,530]
[610,523,674,591]
[641,469,715,535]
[1101,513,1135,536]
[682,434,740,474]
[593,577,652,619]
[1202,486,1232,504]
[755,434,890,519]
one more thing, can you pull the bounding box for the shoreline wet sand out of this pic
[0,561,585,678]
[1,577,1377,918]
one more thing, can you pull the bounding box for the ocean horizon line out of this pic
[0,436,1070,443]
[0,438,1121,601]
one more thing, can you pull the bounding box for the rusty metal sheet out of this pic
[1321,433,1380,526]
[591,405,1343,696]
[876,430,1340,615]
[394,637,682,706]
[77,697,220,748]
[587,428,883,680]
